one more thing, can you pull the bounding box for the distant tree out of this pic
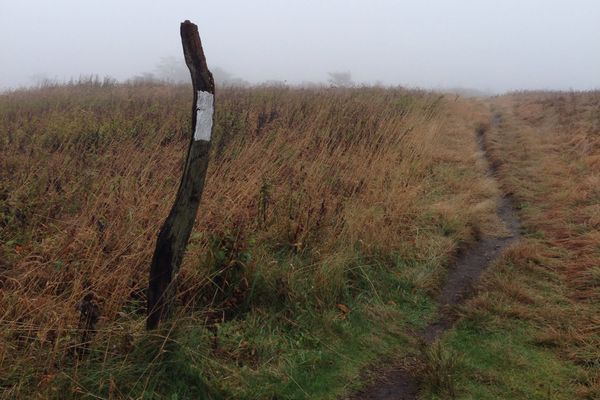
[260,79,288,88]
[327,71,354,87]
[155,56,190,83]
[212,67,249,87]
[224,77,250,87]
[154,57,248,87]
[299,81,324,89]
[211,66,233,85]
[128,72,159,85]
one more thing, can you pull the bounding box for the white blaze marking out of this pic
[194,91,214,141]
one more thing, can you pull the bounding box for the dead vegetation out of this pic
[449,91,600,398]
[0,82,500,398]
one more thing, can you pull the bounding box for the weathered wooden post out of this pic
[147,20,215,330]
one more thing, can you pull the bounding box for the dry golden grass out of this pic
[0,83,499,398]
[490,92,600,301]
[469,91,600,397]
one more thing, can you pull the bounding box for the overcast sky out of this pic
[1,0,599,93]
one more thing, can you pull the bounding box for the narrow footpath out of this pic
[350,113,521,400]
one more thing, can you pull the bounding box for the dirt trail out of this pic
[348,113,521,400]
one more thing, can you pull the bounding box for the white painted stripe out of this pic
[194,91,214,141]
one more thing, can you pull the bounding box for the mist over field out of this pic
[1,0,599,92]
[1,2,599,399]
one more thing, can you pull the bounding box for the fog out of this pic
[1,0,599,93]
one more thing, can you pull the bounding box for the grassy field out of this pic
[436,93,600,399]
[0,83,597,399]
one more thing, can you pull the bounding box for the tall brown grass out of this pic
[481,91,600,397]
[0,83,496,397]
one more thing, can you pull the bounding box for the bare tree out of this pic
[155,56,190,83]
[327,71,354,87]
[212,66,249,87]
[155,59,247,87]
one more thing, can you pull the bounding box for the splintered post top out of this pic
[180,20,214,94]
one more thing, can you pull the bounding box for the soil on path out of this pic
[348,113,521,400]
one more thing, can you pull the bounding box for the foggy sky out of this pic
[1,0,599,93]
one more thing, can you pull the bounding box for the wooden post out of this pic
[147,20,215,330]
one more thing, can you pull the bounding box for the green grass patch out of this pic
[444,319,583,400]
[54,255,438,399]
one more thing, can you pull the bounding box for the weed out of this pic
[419,341,461,399]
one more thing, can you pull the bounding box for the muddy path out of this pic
[348,113,521,400]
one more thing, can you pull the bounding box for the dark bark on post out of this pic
[146,20,215,330]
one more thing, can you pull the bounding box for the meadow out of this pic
[0,82,597,399]
[439,92,599,399]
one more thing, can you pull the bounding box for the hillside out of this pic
[0,84,597,399]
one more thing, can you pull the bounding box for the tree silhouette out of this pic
[327,71,354,87]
